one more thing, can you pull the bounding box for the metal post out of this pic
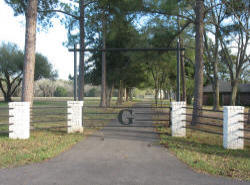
[177,41,180,101]
[74,44,77,101]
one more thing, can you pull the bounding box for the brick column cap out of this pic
[8,102,30,107]
[171,101,186,106]
[67,101,84,106]
[223,106,244,111]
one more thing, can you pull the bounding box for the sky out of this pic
[0,1,74,80]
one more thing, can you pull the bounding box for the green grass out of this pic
[0,131,83,168]
[151,101,250,181]
[0,97,135,168]
[158,127,250,181]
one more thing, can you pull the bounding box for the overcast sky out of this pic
[0,1,74,80]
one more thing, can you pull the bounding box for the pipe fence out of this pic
[30,105,70,131]
[0,106,12,135]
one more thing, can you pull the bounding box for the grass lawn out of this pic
[0,97,135,168]
[158,127,250,181]
[152,101,250,181]
[0,131,83,168]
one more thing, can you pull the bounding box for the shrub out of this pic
[54,86,68,97]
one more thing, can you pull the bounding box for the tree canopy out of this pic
[0,42,57,102]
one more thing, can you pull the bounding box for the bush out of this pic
[86,88,101,97]
[54,86,68,97]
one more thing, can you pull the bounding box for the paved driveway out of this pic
[0,103,249,185]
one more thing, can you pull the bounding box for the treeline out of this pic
[3,0,249,124]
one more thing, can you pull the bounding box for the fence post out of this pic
[9,102,30,139]
[223,106,244,149]
[171,101,186,137]
[67,101,84,133]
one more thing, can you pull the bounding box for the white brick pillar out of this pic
[223,106,244,149]
[171,102,186,137]
[9,102,30,139]
[67,101,84,133]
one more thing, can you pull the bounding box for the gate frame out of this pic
[68,46,185,101]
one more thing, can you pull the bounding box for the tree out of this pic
[21,0,38,103]
[5,0,61,102]
[0,42,57,102]
[0,43,23,102]
[61,0,103,101]
[4,0,60,103]
[78,0,85,101]
[192,0,205,125]
[218,0,249,105]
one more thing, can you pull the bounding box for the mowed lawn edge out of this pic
[0,131,84,168]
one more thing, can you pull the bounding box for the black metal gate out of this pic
[83,103,171,129]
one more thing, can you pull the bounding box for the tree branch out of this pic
[10,73,22,86]
[38,10,79,19]
[143,9,194,23]
[0,79,6,97]
[11,78,22,95]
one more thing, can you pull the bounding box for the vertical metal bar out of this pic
[74,44,77,101]
[177,41,180,101]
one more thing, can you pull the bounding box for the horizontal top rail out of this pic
[0,123,13,126]
[239,136,250,141]
[239,120,250,124]
[240,113,250,115]
[135,119,170,122]
[0,114,13,117]
[31,112,69,117]
[0,131,12,134]
[32,126,71,130]
[0,107,9,110]
[135,112,169,115]
[30,119,70,124]
[83,106,170,109]
[69,47,185,52]
[184,107,223,113]
[84,118,115,121]
[84,125,169,128]
[239,128,250,132]
[31,106,69,109]
[84,112,118,115]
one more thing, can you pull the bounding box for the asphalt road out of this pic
[0,103,249,185]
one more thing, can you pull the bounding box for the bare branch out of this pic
[38,9,79,19]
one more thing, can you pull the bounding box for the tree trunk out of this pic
[5,83,12,102]
[125,88,129,101]
[155,89,159,106]
[21,0,38,103]
[213,75,220,110]
[180,37,186,102]
[213,28,220,110]
[4,94,12,102]
[128,88,133,101]
[100,15,107,107]
[231,80,238,106]
[107,83,114,107]
[117,80,123,105]
[78,0,85,101]
[192,0,204,125]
